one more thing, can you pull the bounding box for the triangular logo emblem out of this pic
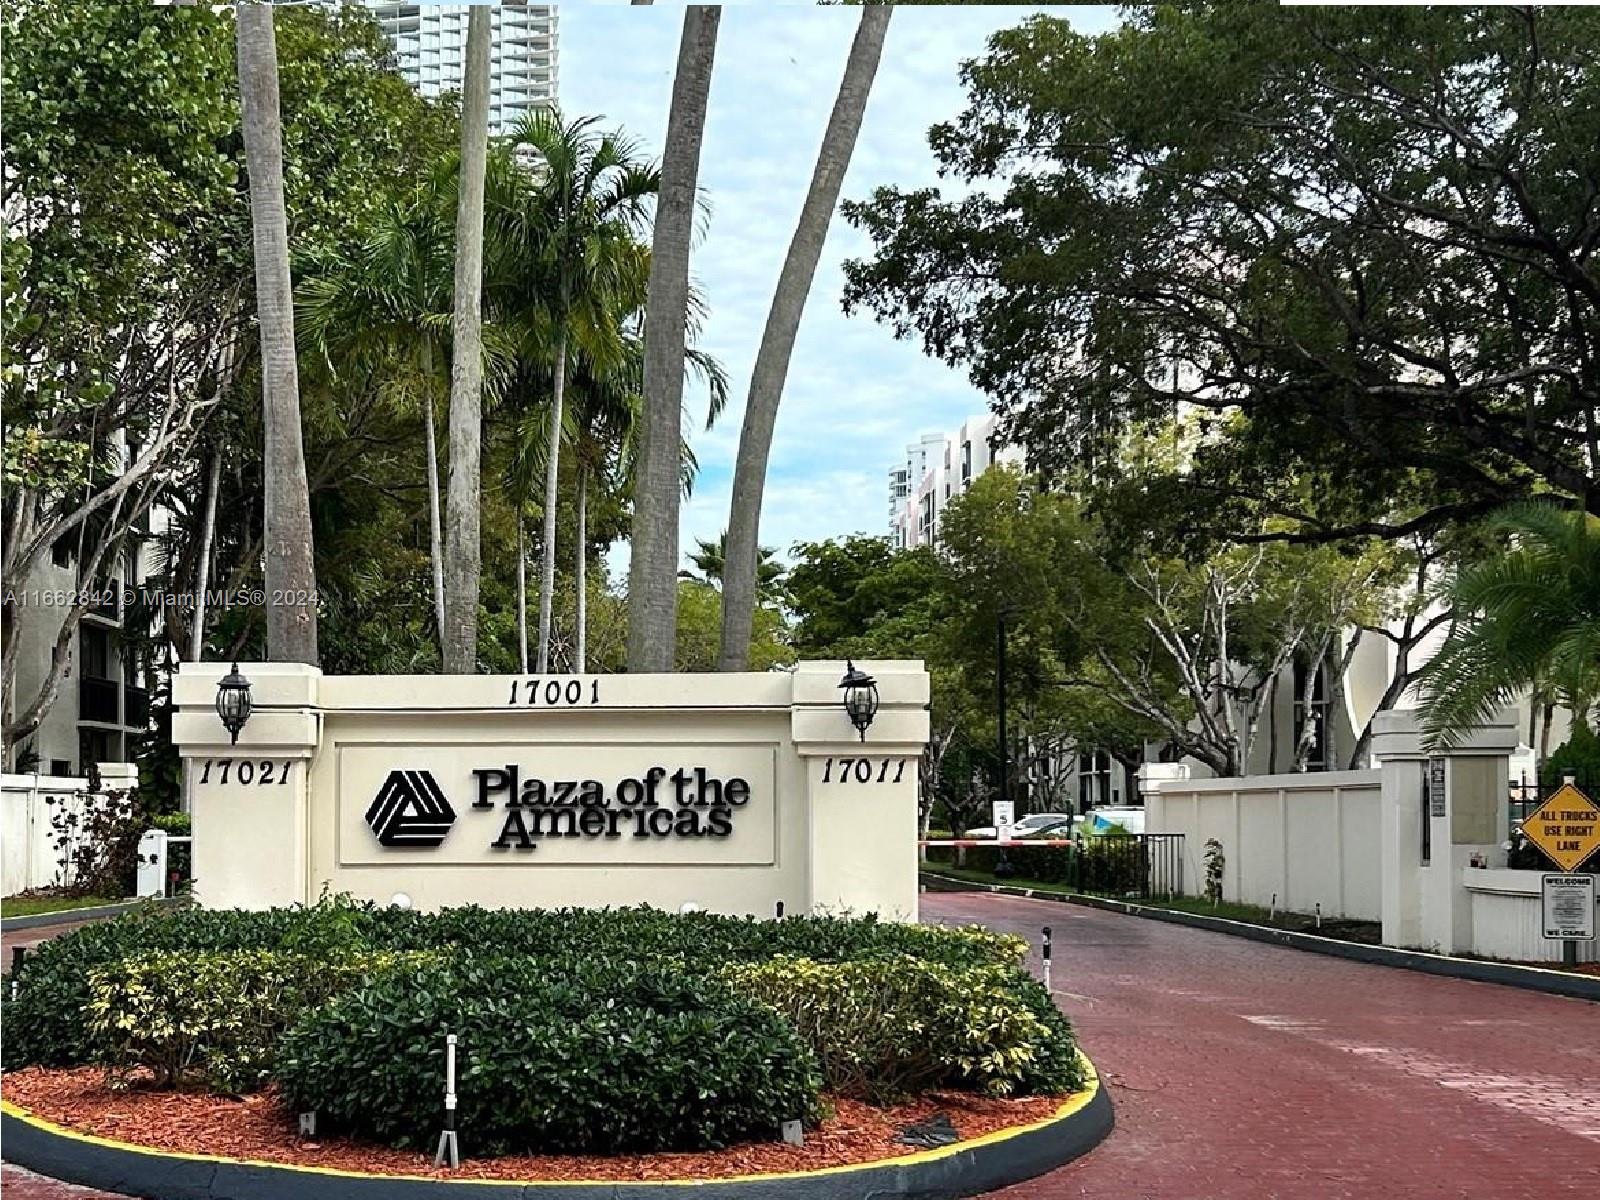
[366,770,456,847]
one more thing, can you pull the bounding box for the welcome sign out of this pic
[335,743,778,867]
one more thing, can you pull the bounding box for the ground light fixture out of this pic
[215,662,253,745]
[839,661,879,741]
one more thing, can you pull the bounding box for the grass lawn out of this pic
[1,894,125,918]
[921,864,1382,942]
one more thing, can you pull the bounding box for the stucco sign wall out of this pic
[172,663,929,920]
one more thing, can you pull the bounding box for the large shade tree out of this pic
[845,5,1600,545]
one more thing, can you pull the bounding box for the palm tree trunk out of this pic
[441,4,491,675]
[628,5,720,673]
[236,1,319,665]
[575,461,588,673]
[517,515,529,674]
[536,329,568,673]
[718,5,889,670]
[420,336,447,652]
[187,449,223,662]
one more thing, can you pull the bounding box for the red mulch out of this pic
[1,1068,1066,1183]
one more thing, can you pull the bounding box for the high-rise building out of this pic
[370,4,558,132]
[260,4,559,132]
[887,414,1024,550]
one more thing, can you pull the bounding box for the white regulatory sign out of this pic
[1541,873,1596,941]
[991,799,1015,841]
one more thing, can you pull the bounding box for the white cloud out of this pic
[564,5,1121,576]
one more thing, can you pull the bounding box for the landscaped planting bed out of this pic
[2,899,1088,1177]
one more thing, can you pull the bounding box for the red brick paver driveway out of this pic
[4,893,1599,1198]
[931,891,1600,1198]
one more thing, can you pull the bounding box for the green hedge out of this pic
[3,901,1024,1070]
[925,840,1147,894]
[88,949,432,1093]
[276,956,822,1155]
[725,956,1084,1102]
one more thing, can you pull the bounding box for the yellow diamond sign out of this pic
[1521,783,1600,872]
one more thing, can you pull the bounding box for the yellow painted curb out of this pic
[0,1052,1100,1188]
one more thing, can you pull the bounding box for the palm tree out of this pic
[505,304,728,673]
[499,109,659,673]
[683,533,784,602]
[236,1,318,664]
[719,4,890,671]
[1420,503,1600,753]
[629,5,722,674]
[298,187,455,648]
[441,3,491,674]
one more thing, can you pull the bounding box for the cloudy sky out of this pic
[554,3,1121,569]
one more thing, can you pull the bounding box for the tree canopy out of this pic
[845,4,1600,546]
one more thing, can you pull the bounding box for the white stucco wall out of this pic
[1145,769,1383,921]
[172,662,930,920]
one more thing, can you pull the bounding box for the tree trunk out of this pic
[575,461,588,673]
[1266,671,1280,774]
[628,5,720,673]
[536,330,568,673]
[421,336,447,653]
[441,4,491,675]
[718,5,889,671]
[517,515,529,674]
[187,449,223,662]
[236,1,318,665]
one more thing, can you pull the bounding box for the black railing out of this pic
[79,676,120,724]
[123,685,150,729]
[1063,833,1185,899]
[88,578,121,622]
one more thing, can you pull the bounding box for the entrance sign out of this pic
[1521,782,1600,872]
[337,745,776,866]
[1541,874,1596,941]
[173,661,930,918]
[992,800,1015,841]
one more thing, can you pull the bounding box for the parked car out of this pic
[964,812,1074,840]
[1082,806,1146,836]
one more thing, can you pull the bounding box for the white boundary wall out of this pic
[1145,769,1382,921]
[1,765,138,895]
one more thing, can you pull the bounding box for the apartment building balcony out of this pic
[83,578,122,626]
[79,676,121,725]
[124,684,150,729]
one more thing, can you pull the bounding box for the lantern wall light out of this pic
[215,662,253,745]
[839,661,879,742]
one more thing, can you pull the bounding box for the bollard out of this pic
[1314,902,1322,930]
[1269,893,1277,921]
[433,1033,460,1168]
[1041,926,1053,993]
[9,945,25,1001]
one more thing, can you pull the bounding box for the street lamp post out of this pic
[994,609,1015,879]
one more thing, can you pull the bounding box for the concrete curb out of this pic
[0,1059,1113,1200]
[1,897,186,933]
[921,871,1600,1003]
